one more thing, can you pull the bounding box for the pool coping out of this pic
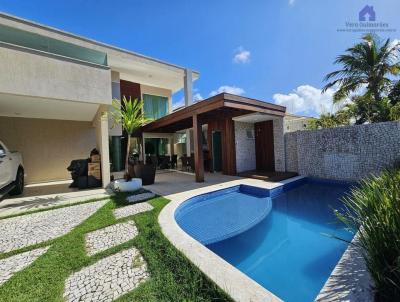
[158,176,370,302]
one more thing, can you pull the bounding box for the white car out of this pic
[0,140,24,198]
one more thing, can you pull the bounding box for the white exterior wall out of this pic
[0,46,112,104]
[234,121,256,173]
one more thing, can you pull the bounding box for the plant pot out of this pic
[134,164,156,185]
[113,178,142,192]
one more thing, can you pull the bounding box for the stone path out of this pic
[0,247,49,285]
[126,192,155,203]
[0,200,107,253]
[85,221,138,256]
[64,247,149,302]
[113,202,153,219]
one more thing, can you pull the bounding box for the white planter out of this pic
[113,178,142,192]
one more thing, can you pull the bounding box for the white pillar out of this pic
[184,68,193,156]
[94,108,111,188]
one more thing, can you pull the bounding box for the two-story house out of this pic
[0,12,290,190]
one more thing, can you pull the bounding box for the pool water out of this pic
[176,180,354,302]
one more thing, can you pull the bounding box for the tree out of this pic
[389,80,400,105]
[323,34,400,103]
[111,97,150,178]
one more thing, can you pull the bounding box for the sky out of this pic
[1,0,399,117]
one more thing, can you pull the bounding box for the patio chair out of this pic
[159,156,170,169]
[180,155,189,171]
[188,156,195,172]
[171,154,178,169]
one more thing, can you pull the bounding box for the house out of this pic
[0,12,289,188]
[0,12,198,188]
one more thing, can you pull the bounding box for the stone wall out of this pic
[273,118,286,172]
[234,121,256,173]
[284,121,400,181]
[284,131,298,173]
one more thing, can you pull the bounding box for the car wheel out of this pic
[9,168,24,195]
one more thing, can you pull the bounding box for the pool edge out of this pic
[158,177,305,302]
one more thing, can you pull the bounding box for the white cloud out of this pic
[193,93,203,102]
[273,85,340,116]
[209,85,245,97]
[172,93,204,110]
[233,47,251,64]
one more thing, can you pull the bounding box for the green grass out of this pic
[0,193,232,302]
[336,169,400,302]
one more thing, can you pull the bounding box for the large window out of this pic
[143,94,168,120]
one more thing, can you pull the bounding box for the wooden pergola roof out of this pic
[140,93,286,133]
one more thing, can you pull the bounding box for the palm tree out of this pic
[323,34,400,103]
[111,96,150,178]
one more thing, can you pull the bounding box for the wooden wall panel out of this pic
[207,117,236,175]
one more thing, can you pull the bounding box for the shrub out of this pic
[336,170,400,301]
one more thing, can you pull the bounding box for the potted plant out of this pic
[111,96,150,191]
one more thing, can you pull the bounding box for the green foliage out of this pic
[314,35,400,129]
[111,96,150,136]
[307,113,349,129]
[0,196,232,302]
[389,81,400,105]
[336,170,400,301]
[323,34,400,103]
[390,103,400,121]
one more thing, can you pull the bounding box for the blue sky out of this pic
[1,0,399,116]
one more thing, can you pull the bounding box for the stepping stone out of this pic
[113,202,154,219]
[0,200,107,253]
[85,221,138,256]
[126,192,155,203]
[0,247,49,285]
[64,247,149,302]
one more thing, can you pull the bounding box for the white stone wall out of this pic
[273,118,285,172]
[234,121,256,173]
[284,121,400,181]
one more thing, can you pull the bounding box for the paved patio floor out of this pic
[0,180,112,218]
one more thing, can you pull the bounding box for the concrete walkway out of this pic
[0,181,112,218]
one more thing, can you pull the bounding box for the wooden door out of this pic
[255,120,275,171]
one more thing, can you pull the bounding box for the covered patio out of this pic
[140,93,286,182]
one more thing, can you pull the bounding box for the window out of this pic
[143,94,169,120]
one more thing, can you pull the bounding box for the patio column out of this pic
[192,113,204,182]
[184,69,193,156]
[94,106,111,188]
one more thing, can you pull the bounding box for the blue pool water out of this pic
[175,179,354,302]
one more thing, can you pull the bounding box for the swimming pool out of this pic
[175,179,354,302]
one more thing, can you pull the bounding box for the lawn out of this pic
[0,193,232,302]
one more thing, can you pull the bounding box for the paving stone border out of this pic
[126,192,155,203]
[85,221,138,256]
[0,247,49,286]
[113,202,154,219]
[0,200,107,253]
[64,247,149,302]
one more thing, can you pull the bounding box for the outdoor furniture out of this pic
[188,156,195,171]
[134,163,156,185]
[159,155,170,169]
[180,155,189,171]
[171,154,178,169]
